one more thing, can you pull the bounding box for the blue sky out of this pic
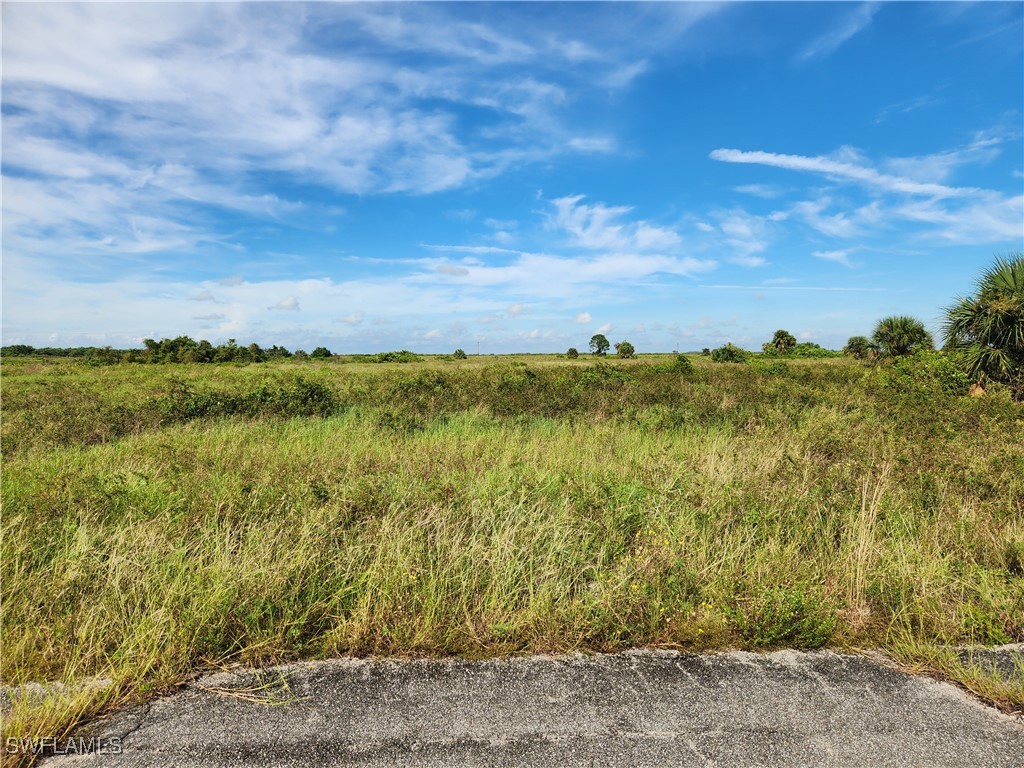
[2,2,1022,353]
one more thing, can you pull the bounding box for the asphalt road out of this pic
[36,648,1024,767]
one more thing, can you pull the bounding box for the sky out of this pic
[2,2,1022,353]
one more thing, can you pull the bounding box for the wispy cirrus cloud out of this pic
[710,147,978,198]
[710,140,1023,246]
[812,249,857,268]
[796,2,880,62]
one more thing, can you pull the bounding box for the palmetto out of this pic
[943,253,1024,398]
[871,315,933,358]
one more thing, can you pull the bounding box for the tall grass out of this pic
[2,355,1022,762]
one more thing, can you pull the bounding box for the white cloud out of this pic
[568,137,616,153]
[436,264,470,276]
[507,303,528,315]
[812,249,856,268]
[711,147,978,199]
[423,244,521,255]
[734,184,782,198]
[550,195,681,251]
[337,312,364,325]
[575,311,592,324]
[596,322,613,333]
[270,295,300,311]
[796,3,879,62]
[883,132,1005,184]
[712,142,1022,246]
[602,60,649,89]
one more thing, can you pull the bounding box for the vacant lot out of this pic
[2,354,1022,756]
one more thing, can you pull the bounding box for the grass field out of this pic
[2,353,1023,760]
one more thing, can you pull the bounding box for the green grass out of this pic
[2,355,1022,761]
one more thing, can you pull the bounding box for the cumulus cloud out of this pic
[270,295,300,311]
[550,195,682,251]
[596,322,612,333]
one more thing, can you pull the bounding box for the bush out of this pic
[655,354,693,374]
[453,349,468,360]
[310,347,333,359]
[160,377,339,423]
[374,350,423,363]
[754,360,789,376]
[615,340,635,359]
[882,350,970,401]
[710,343,748,363]
[566,347,579,359]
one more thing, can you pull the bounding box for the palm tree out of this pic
[943,253,1023,399]
[871,316,933,358]
[842,335,873,360]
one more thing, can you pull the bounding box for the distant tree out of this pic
[566,347,579,359]
[764,329,797,355]
[615,340,635,358]
[943,253,1023,399]
[872,316,933,358]
[710,343,748,363]
[2,344,36,356]
[589,334,610,356]
[310,346,333,359]
[701,348,711,356]
[843,336,874,360]
[246,342,267,363]
[453,348,468,359]
[293,350,308,361]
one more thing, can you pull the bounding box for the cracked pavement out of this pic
[38,649,1024,767]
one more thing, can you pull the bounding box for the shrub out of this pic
[710,343,748,363]
[453,349,468,359]
[615,340,635,359]
[733,586,836,648]
[655,354,693,374]
[787,342,842,359]
[754,360,789,376]
[566,347,579,359]
[374,350,423,363]
[882,350,970,401]
[310,346,333,359]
